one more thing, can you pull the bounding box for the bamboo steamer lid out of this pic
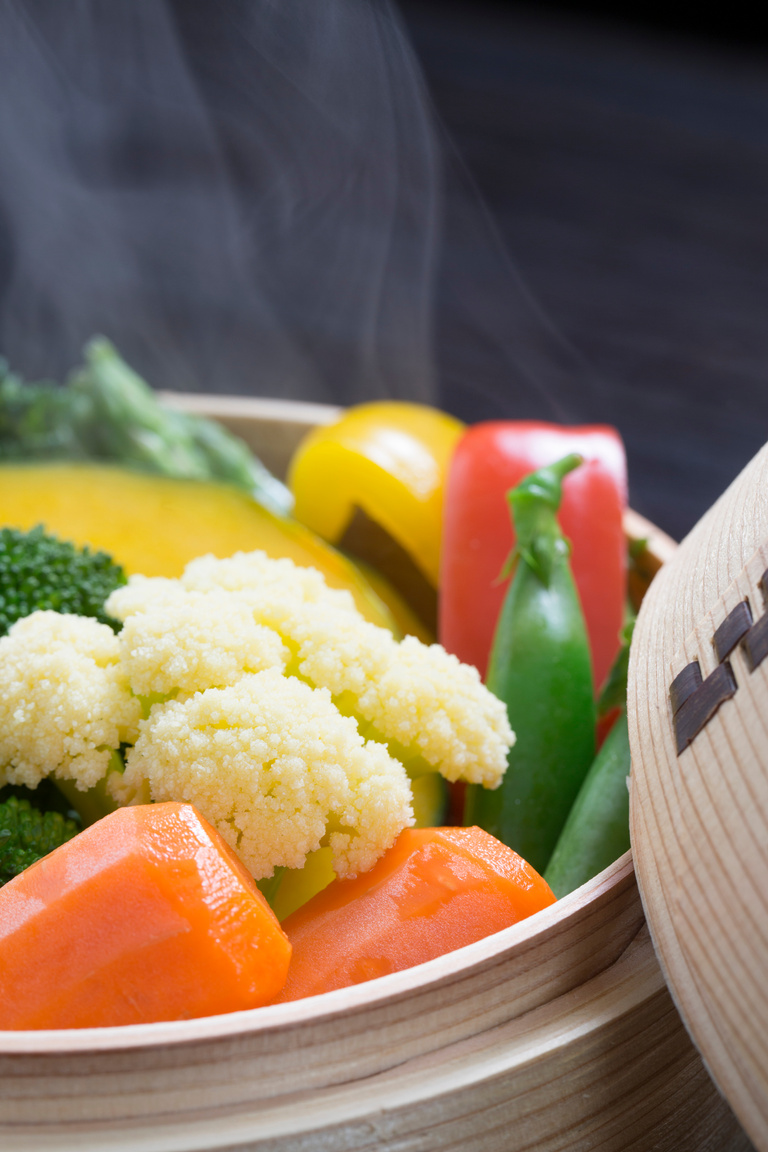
[628,440,768,1151]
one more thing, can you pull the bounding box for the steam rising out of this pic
[0,0,600,419]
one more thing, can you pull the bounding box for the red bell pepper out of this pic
[439,422,627,694]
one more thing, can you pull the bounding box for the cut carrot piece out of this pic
[0,802,291,1029]
[278,826,555,1001]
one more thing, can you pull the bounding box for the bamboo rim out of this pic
[1,397,674,1056]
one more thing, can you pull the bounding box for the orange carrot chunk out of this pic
[0,802,291,1029]
[278,826,555,1001]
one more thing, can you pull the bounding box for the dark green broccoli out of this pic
[0,795,79,885]
[0,525,127,637]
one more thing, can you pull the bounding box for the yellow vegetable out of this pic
[0,462,396,630]
[410,773,449,827]
[271,848,336,922]
[288,402,464,631]
[270,774,448,921]
[352,557,434,644]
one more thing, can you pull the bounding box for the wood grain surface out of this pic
[629,439,768,1150]
[0,926,751,1152]
[0,856,643,1121]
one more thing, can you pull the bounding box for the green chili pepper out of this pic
[544,621,634,897]
[464,453,596,874]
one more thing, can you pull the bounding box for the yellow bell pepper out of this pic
[288,402,464,633]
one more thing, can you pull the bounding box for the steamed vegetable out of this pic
[123,671,413,881]
[544,621,634,897]
[0,338,292,515]
[464,456,596,874]
[265,773,449,922]
[277,826,556,1001]
[0,463,402,632]
[440,421,627,691]
[0,550,513,882]
[289,401,464,633]
[0,525,126,637]
[0,611,141,793]
[544,713,630,897]
[270,847,337,922]
[350,557,433,644]
[0,795,78,886]
[0,803,292,1028]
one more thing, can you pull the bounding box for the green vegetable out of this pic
[543,713,630,898]
[0,795,79,885]
[0,361,90,459]
[69,338,215,482]
[256,868,287,907]
[53,773,120,829]
[410,772,449,827]
[0,338,293,516]
[0,525,127,637]
[596,617,634,717]
[544,621,634,898]
[0,779,81,821]
[464,454,596,874]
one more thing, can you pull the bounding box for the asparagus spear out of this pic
[0,338,293,516]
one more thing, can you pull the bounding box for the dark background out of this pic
[2,0,767,543]
[448,0,762,45]
[397,0,768,541]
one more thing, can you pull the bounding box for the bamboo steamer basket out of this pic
[0,398,752,1152]
[629,440,768,1152]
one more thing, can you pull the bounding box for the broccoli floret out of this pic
[0,525,127,637]
[0,795,79,885]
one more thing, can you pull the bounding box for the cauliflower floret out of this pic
[181,551,359,619]
[115,589,288,699]
[293,611,513,786]
[177,551,515,787]
[292,604,396,697]
[118,669,413,879]
[0,611,140,791]
[106,575,183,621]
[1,549,513,885]
[361,636,513,785]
